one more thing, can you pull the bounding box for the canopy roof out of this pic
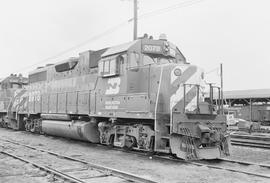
[210,89,270,106]
[219,89,270,99]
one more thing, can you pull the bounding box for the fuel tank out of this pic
[41,120,100,143]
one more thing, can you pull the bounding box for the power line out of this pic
[14,0,207,74]
[13,20,129,73]
[206,67,219,75]
[138,0,206,19]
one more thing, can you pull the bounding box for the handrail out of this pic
[183,83,200,114]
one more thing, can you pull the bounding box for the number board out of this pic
[142,44,163,54]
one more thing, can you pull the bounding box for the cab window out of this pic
[129,52,140,68]
[98,55,121,77]
[158,58,170,64]
[109,59,116,74]
[104,60,110,73]
[143,55,155,65]
[12,83,22,89]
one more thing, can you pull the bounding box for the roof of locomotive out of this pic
[0,74,28,84]
[29,57,79,75]
[102,40,138,58]
[29,34,186,75]
[101,36,186,61]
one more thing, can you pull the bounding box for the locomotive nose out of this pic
[170,65,206,113]
[170,65,205,88]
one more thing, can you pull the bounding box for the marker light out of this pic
[174,68,182,76]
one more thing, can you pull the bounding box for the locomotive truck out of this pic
[0,34,230,160]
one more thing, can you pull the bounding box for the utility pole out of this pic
[220,63,224,114]
[133,0,138,40]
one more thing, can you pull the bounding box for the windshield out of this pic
[142,54,176,66]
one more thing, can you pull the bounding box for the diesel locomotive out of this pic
[0,34,230,160]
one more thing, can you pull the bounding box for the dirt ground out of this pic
[229,145,270,164]
[0,128,269,183]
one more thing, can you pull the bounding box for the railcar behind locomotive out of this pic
[0,74,28,129]
[0,34,230,160]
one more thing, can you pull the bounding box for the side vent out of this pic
[55,58,78,72]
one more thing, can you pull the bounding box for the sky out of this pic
[0,0,270,91]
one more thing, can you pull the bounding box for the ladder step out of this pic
[161,136,170,140]
[156,149,170,153]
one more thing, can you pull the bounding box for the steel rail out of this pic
[0,139,157,183]
[145,154,270,179]
[2,136,270,179]
[0,150,86,183]
[190,161,270,179]
[107,145,270,179]
[230,134,270,141]
[230,134,270,149]
[97,141,270,179]
[231,140,270,149]
[220,158,270,169]
[3,138,270,179]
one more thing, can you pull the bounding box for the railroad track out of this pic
[0,139,157,183]
[0,150,88,183]
[1,137,270,180]
[148,153,270,179]
[230,133,270,149]
[193,158,270,179]
[227,127,270,134]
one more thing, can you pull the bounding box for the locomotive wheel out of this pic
[124,136,137,150]
[25,123,29,131]
[0,118,3,127]
[108,135,115,147]
[149,136,155,152]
